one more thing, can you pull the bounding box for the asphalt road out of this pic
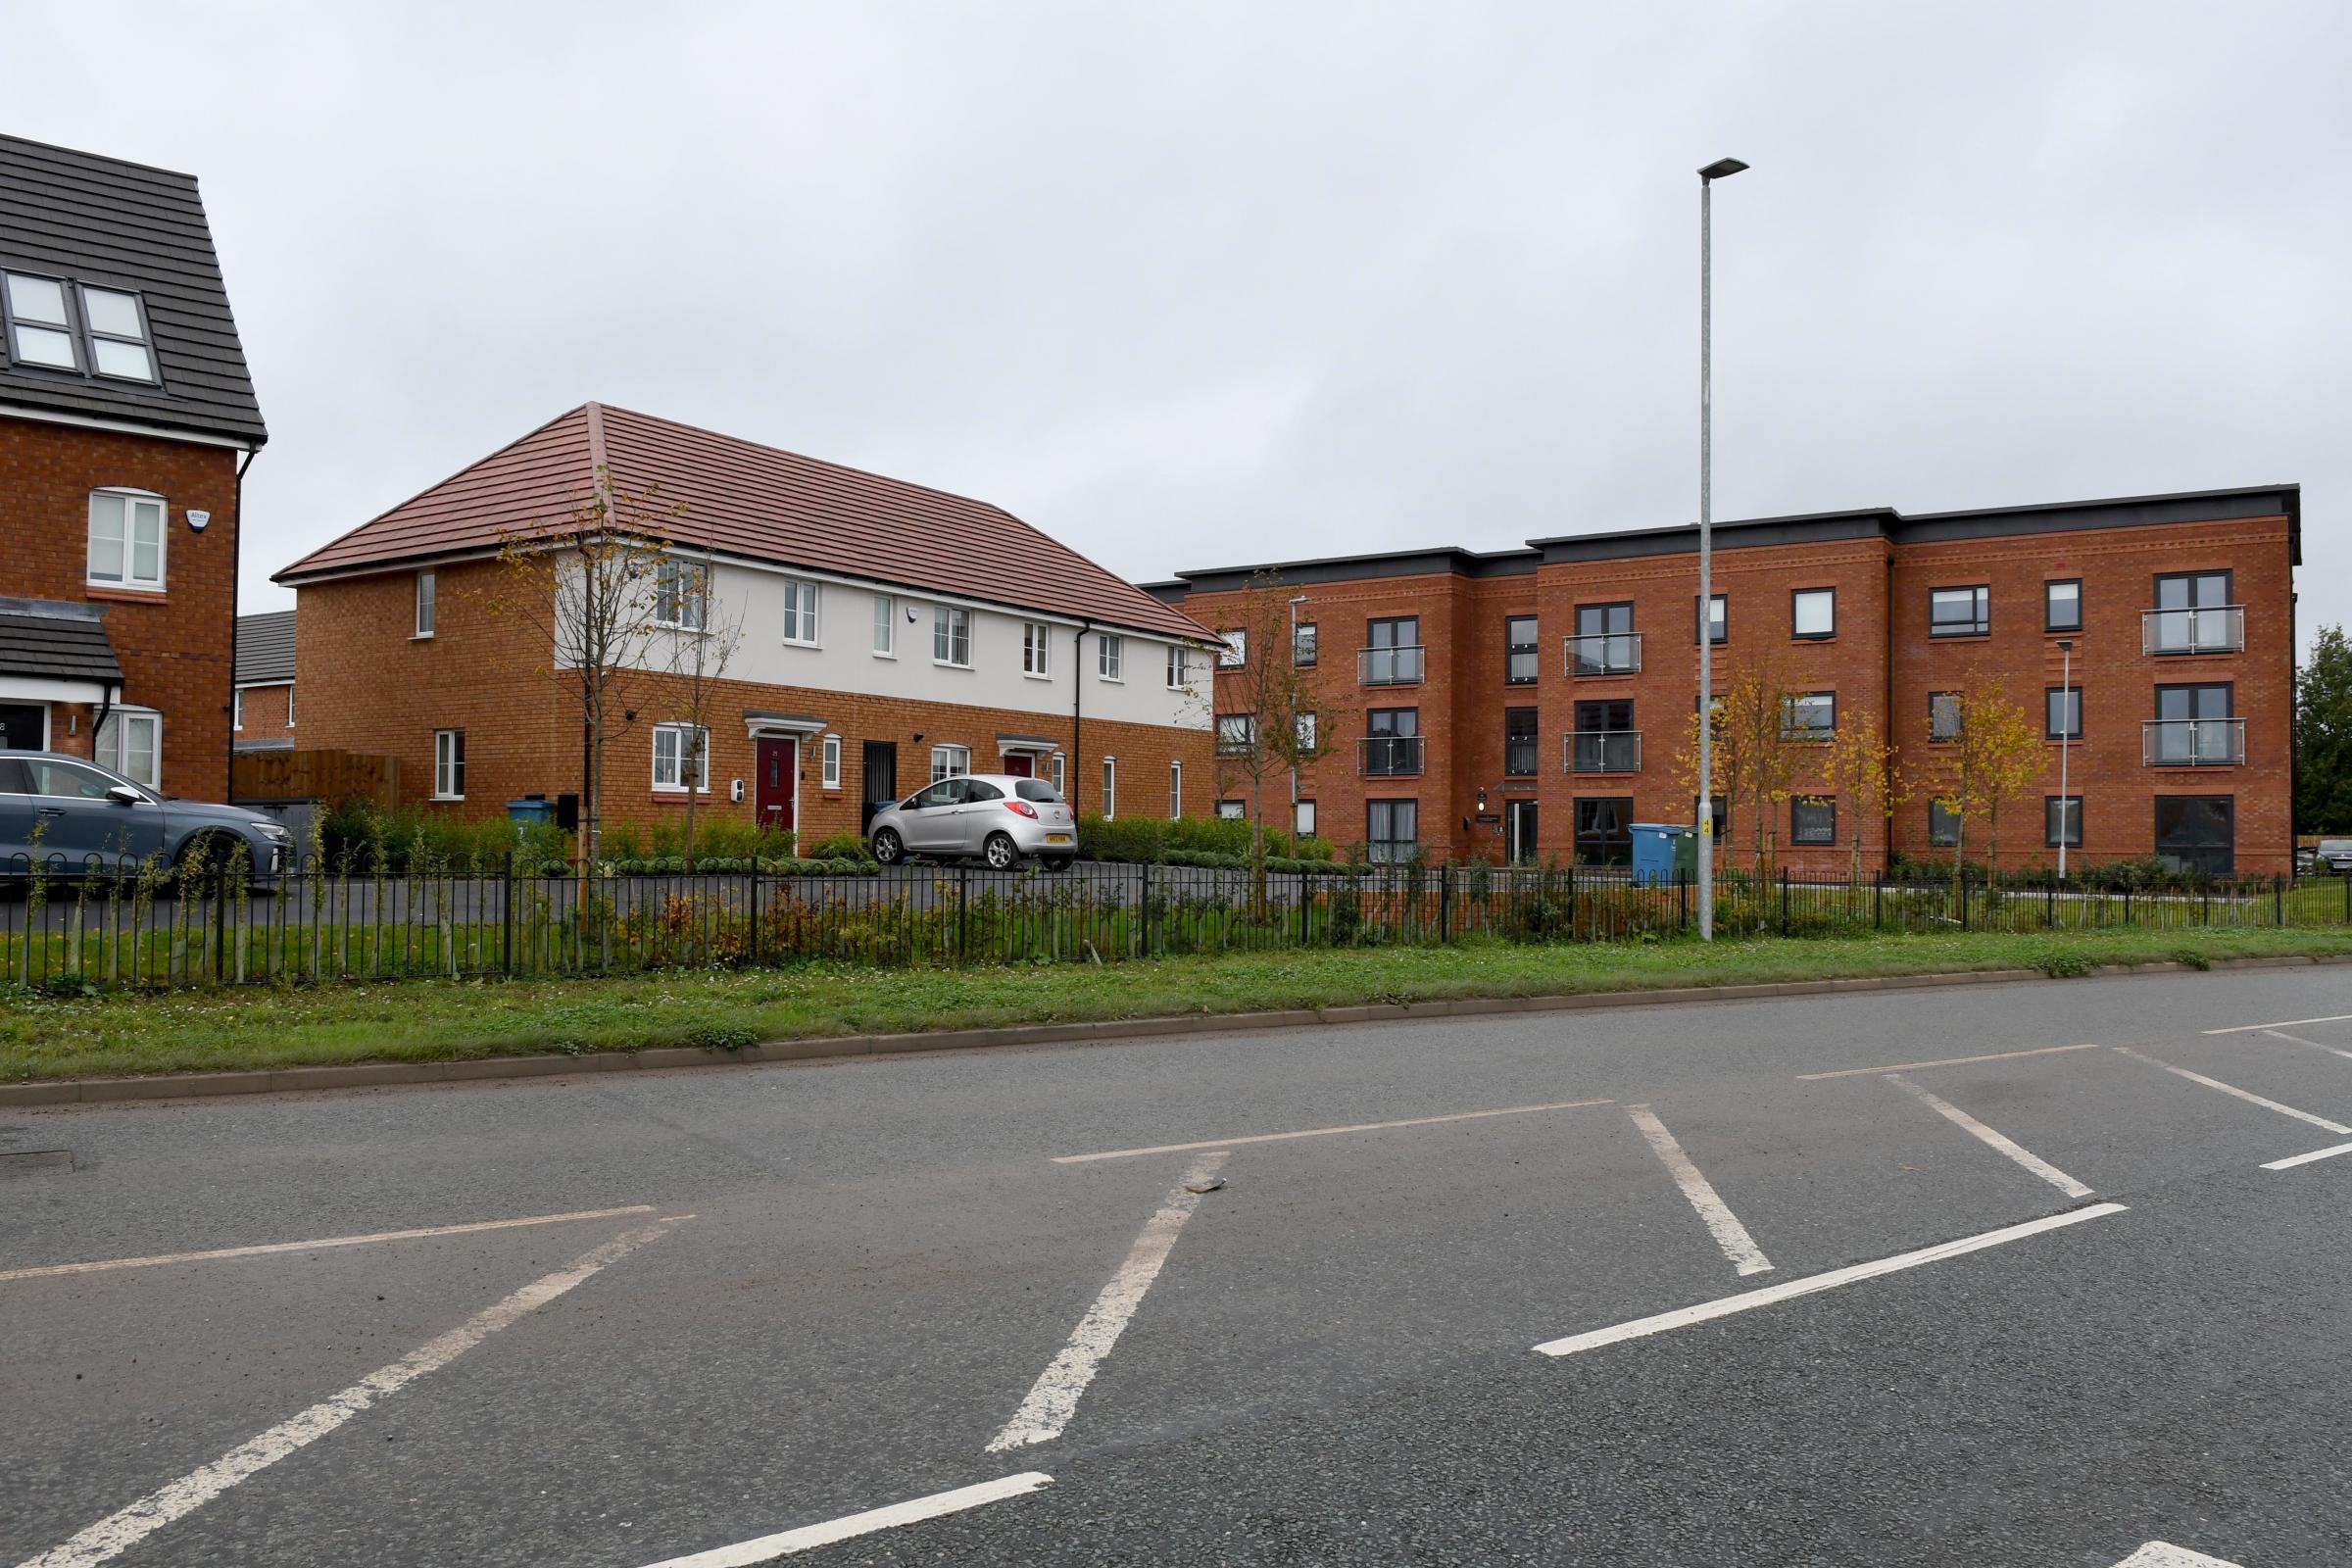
[6,966,2352,1566]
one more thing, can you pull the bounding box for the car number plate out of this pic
[1046,833,1071,844]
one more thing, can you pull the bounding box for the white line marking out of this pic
[0,1204,659,1285]
[1051,1099,1612,1164]
[1533,1202,2127,1358]
[633,1472,1054,1567]
[1625,1104,1772,1275]
[987,1152,1229,1450]
[2111,1047,2352,1134]
[1795,1043,2101,1081]
[2111,1543,2244,1567]
[1885,1074,2095,1199]
[2204,1012,2352,1035]
[2261,1028,2352,1061]
[2262,1141,2352,1171]
[15,1215,689,1568]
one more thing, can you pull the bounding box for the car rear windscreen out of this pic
[1015,780,1063,804]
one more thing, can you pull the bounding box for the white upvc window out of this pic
[873,593,896,657]
[232,690,244,730]
[81,286,156,381]
[655,558,709,630]
[96,708,161,789]
[1168,760,1182,819]
[414,569,436,636]
[1165,645,1189,689]
[286,685,295,727]
[821,733,842,789]
[1101,756,1117,818]
[1098,633,1125,682]
[652,722,710,792]
[87,490,167,589]
[778,577,818,645]
[432,728,466,800]
[1051,752,1065,795]
[1022,620,1052,678]
[934,606,971,667]
[930,743,972,782]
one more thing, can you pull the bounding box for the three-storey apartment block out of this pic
[1147,486,2298,875]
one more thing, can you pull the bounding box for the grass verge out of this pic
[4,926,2348,1084]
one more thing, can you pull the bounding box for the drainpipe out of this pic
[1072,619,1092,811]
[228,445,262,799]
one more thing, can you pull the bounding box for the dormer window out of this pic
[2,271,159,382]
[4,271,77,368]
[80,287,156,381]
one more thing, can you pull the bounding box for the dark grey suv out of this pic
[0,751,290,876]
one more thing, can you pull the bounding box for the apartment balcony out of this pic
[1359,734,1426,777]
[1565,729,1642,774]
[2142,717,2245,766]
[2142,606,2245,656]
[1356,645,1426,686]
[1564,632,1642,676]
[1503,738,1540,778]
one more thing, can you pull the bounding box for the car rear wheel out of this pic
[1042,857,1074,873]
[982,832,1018,871]
[871,828,905,866]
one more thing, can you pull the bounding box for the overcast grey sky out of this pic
[14,2,2346,648]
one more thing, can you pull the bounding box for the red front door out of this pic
[1004,753,1033,778]
[756,738,796,832]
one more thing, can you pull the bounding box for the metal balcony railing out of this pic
[2143,606,2246,656]
[2142,717,2245,766]
[1565,729,1642,773]
[1356,645,1426,686]
[1358,734,1426,777]
[1565,632,1642,676]
[1503,738,1540,777]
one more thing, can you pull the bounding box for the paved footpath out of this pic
[5,966,2351,1566]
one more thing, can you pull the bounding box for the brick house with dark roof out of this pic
[1151,486,2299,876]
[0,133,268,799]
[277,403,1217,845]
[232,609,295,752]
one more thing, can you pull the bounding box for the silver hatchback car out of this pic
[867,773,1078,870]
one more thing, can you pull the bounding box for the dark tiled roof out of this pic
[233,609,295,684]
[0,597,124,688]
[274,403,1215,644]
[0,134,267,445]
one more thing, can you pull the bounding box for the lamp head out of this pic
[1698,157,1749,181]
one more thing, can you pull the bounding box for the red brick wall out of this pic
[0,414,242,800]
[294,561,1213,847]
[234,681,294,742]
[1182,512,2293,875]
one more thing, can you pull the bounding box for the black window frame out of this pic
[1783,691,1837,742]
[2045,795,2083,849]
[1694,594,1727,646]
[2153,570,2231,612]
[1504,614,1540,684]
[1367,615,1419,650]
[1929,690,1961,743]
[1928,800,1962,848]
[1502,706,1539,777]
[1292,621,1318,668]
[1789,586,1837,641]
[2153,794,2234,878]
[1366,798,1419,864]
[2044,578,2082,633]
[1930,584,1992,639]
[2045,685,2082,741]
[1790,796,1836,846]
[1572,796,1636,867]
[1694,793,1729,840]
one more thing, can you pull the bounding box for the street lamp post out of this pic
[1696,156,1747,941]
[2057,638,2075,879]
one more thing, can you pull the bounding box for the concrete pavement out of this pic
[5,968,2351,1565]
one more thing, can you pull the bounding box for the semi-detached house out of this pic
[276,402,1217,843]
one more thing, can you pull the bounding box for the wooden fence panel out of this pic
[230,749,401,806]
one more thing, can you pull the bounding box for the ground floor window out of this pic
[1217,800,1246,820]
[1168,760,1182,818]
[1367,799,1418,863]
[1693,794,1729,841]
[95,709,161,789]
[2046,795,2083,849]
[1928,800,1961,848]
[1101,756,1116,818]
[931,744,972,783]
[653,723,710,792]
[1051,752,1065,795]
[432,728,466,800]
[1294,798,1316,837]
[2154,795,2232,877]
[1573,797,1633,866]
[1791,795,1836,846]
[821,733,842,789]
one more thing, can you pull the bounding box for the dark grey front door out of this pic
[1504,799,1539,864]
[861,742,898,828]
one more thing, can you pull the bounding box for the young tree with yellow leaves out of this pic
[1931,674,2044,895]
[1822,710,1905,885]
[1674,646,1806,882]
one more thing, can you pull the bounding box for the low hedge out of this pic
[528,857,878,878]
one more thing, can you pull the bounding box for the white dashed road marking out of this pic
[1794,1043,2100,1081]
[633,1472,1054,1567]
[1534,1203,2128,1358]
[1051,1099,1610,1163]
[1885,1074,2095,1199]
[988,1152,1230,1451]
[1625,1104,1772,1275]
[2259,1028,2352,1061]
[2261,1141,2352,1171]
[13,1215,690,1568]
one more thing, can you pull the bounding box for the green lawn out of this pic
[4,926,2348,1084]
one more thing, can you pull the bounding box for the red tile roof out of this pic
[275,403,1215,643]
